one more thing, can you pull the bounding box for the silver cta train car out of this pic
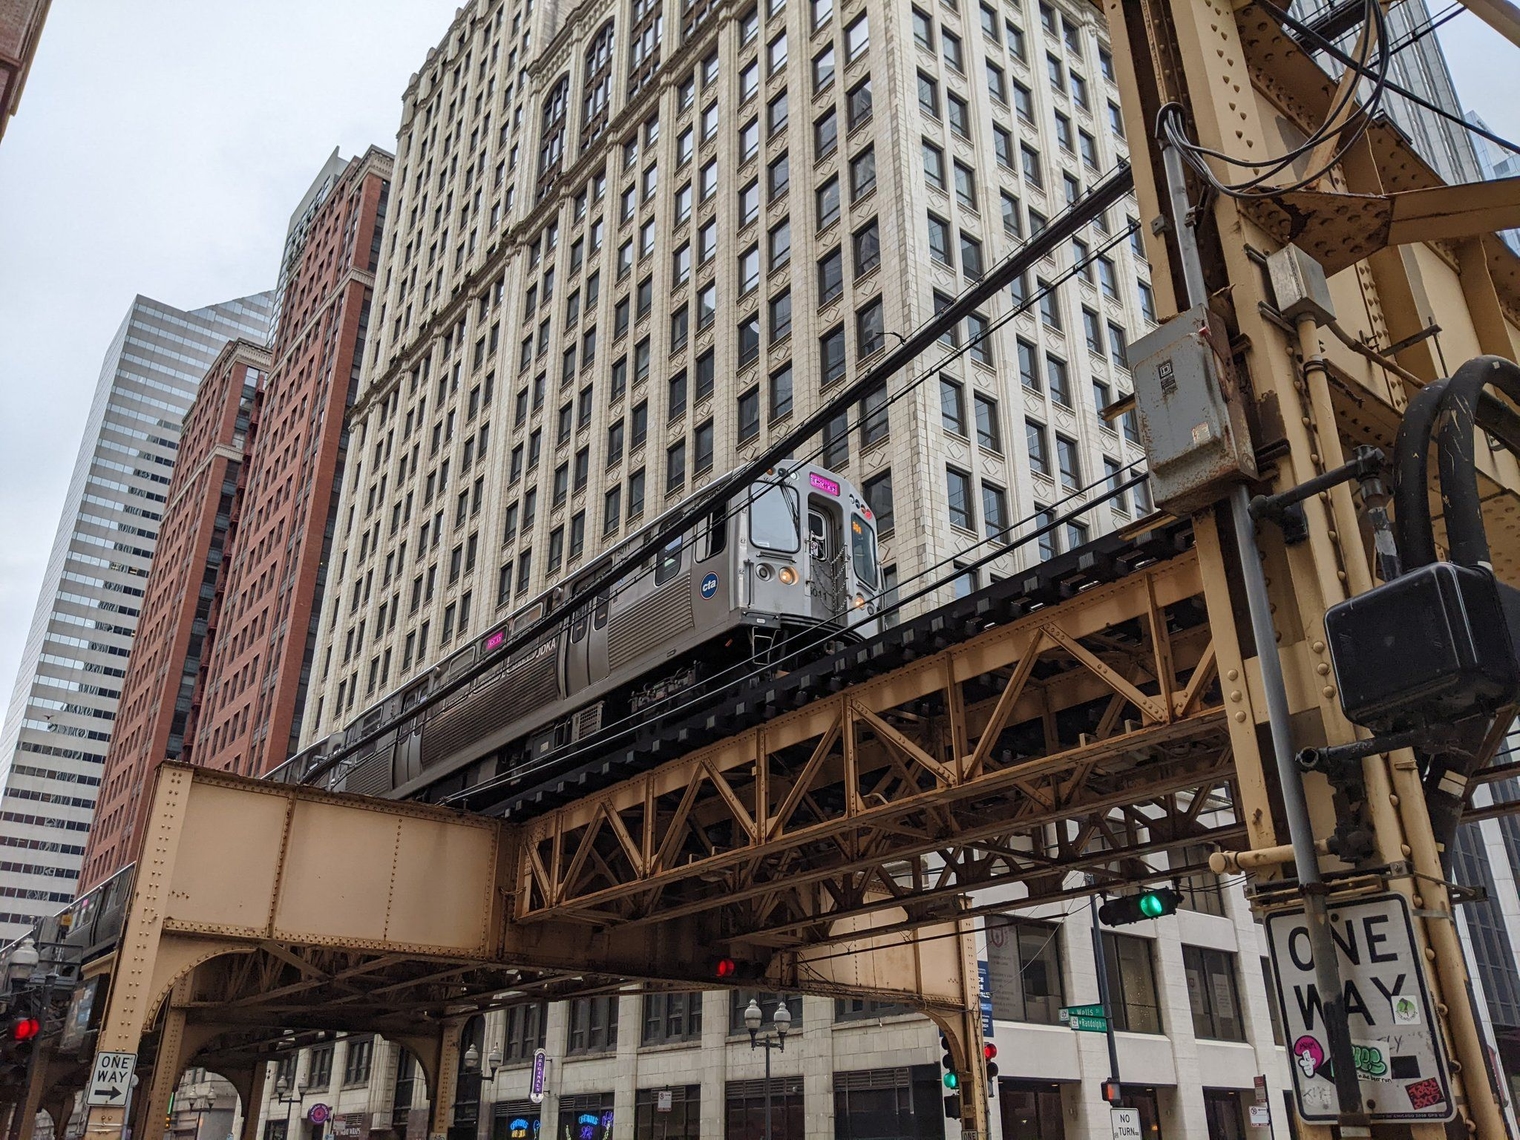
[279,462,881,804]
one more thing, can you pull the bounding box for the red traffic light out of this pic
[10,1018,39,1042]
[982,1043,997,1060]
[714,957,738,979]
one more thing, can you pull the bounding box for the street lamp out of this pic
[273,1076,304,1106]
[461,1042,502,1081]
[743,999,791,1140]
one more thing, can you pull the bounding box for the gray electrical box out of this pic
[1128,304,1257,515]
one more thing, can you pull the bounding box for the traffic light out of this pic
[939,1033,959,1089]
[709,956,765,982]
[982,1042,999,1083]
[1097,887,1183,926]
[8,1017,39,1043]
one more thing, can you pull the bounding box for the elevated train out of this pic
[272,462,881,806]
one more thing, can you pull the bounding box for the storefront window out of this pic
[557,1093,614,1140]
[998,1080,1066,1140]
[634,1085,699,1140]
[725,1078,804,1140]
[833,1066,941,1140]
[492,1103,542,1140]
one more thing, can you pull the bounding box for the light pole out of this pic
[742,999,791,1140]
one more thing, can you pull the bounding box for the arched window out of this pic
[537,75,571,194]
[583,22,616,144]
[628,0,663,95]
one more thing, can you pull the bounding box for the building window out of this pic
[982,482,1008,541]
[863,470,893,533]
[770,363,793,420]
[1026,420,1049,476]
[504,1003,549,1062]
[947,467,974,530]
[940,379,966,436]
[857,299,884,356]
[309,1046,334,1088]
[343,1037,373,1086]
[859,382,888,443]
[821,327,846,386]
[833,998,909,1021]
[986,917,1064,1023]
[635,1086,699,1140]
[1183,946,1245,1041]
[737,387,760,442]
[849,146,876,200]
[1100,932,1163,1033]
[1056,434,1081,489]
[642,992,704,1044]
[833,1067,942,1140]
[725,1078,804,1140]
[853,220,880,277]
[567,995,620,1053]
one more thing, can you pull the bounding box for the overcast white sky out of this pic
[0,3,1515,706]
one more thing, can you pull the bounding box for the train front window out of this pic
[750,483,799,552]
[851,513,878,589]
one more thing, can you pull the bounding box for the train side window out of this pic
[701,504,728,560]
[593,590,610,628]
[655,535,684,585]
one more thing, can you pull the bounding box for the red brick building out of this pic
[0,0,49,145]
[79,339,269,889]
[185,148,392,777]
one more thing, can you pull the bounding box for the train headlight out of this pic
[756,563,773,581]
[778,566,798,585]
[854,593,866,609]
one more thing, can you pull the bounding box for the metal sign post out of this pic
[1266,892,1454,1122]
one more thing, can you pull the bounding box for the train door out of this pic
[565,599,593,693]
[806,503,847,618]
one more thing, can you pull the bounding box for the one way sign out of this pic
[1266,892,1452,1123]
[86,1051,136,1107]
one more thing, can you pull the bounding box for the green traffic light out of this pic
[943,1072,959,1089]
[1138,891,1166,918]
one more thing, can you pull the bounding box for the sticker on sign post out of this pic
[1266,892,1454,1123]
[86,1051,136,1107]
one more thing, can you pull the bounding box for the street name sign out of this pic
[86,1051,136,1107]
[1265,892,1453,1122]
[1066,1014,1109,1032]
[1058,1003,1104,1020]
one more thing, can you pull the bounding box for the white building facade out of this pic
[0,290,272,940]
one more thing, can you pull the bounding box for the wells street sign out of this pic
[1266,892,1453,1123]
[1059,1003,1105,1020]
[1066,1014,1109,1032]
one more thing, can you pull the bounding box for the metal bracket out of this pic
[1249,445,1385,544]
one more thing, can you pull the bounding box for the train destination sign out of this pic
[1265,892,1453,1122]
